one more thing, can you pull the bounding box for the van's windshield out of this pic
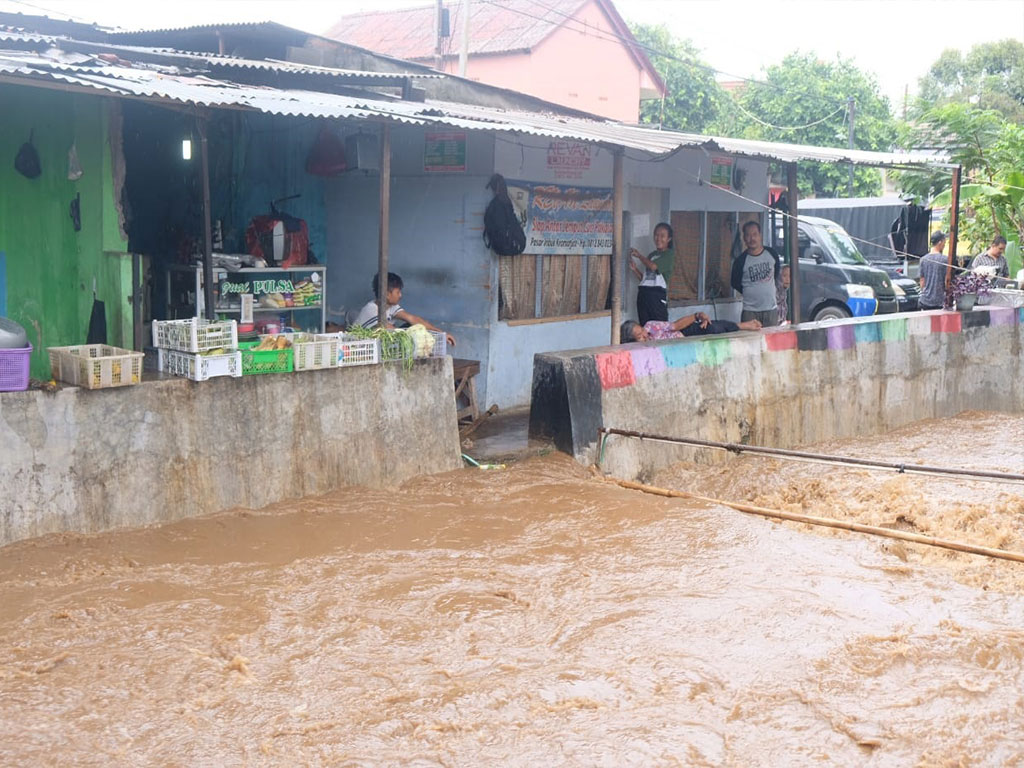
[819,225,869,265]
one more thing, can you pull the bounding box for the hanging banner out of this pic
[424,131,466,172]
[507,179,613,255]
[710,155,733,190]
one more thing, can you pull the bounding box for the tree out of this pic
[900,103,1024,275]
[630,24,725,133]
[729,53,899,198]
[917,40,1024,121]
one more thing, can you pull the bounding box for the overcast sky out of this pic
[3,0,1022,109]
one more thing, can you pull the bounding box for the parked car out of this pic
[773,215,901,321]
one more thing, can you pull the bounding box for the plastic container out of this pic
[0,343,31,392]
[158,349,242,381]
[292,334,340,372]
[0,318,28,349]
[152,317,237,353]
[238,339,294,375]
[48,344,144,389]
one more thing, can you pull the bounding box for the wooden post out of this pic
[611,148,624,344]
[377,122,391,329]
[459,0,470,77]
[197,115,215,321]
[787,162,800,324]
[947,165,962,286]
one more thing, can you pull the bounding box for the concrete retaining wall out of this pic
[0,359,462,546]
[530,308,1024,480]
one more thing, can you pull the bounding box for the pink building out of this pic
[325,0,665,123]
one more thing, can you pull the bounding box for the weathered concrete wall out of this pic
[0,359,462,546]
[530,308,1024,480]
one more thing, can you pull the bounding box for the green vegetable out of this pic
[345,325,415,372]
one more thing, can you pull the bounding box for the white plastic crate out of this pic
[48,344,144,389]
[293,334,340,372]
[424,329,447,358]
[152,317,238,353]
[158,348,242,381]
[336,334,380,367]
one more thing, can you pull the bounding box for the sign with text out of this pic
[424,131,466,172]
[545,141,592,180]
[710,155,733,190]
[508,179,613,255]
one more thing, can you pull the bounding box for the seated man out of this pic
[353,271,456,347]
[621,312,760,342]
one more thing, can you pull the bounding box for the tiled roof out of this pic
[326,0,589,60]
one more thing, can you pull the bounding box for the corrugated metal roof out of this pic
[326,0,587,60]
[60,39,437,84]
[0,48,951,170]
[0,28,54,44]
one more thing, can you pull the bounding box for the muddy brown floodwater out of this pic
[1,412,1023,766]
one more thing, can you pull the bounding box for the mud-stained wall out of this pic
[0,360,462,546]
[530,308,1024,479]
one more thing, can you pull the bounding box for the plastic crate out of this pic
[423,330,448,359]
[239,339,294,375]
[292,334,339,372]
[152,317,238,353]
[158,349,242,381]
[378,332,414,363]
[336,334,380,367]
[0,343,31,392]
[48,344,144,389]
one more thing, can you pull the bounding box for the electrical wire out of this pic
[723,98,848,133]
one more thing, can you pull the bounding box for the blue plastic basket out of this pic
[0,343,31,392]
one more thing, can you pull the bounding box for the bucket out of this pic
[0,343,32,392]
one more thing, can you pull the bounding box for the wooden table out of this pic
[452,358,480,423]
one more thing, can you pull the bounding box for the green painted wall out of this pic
[0,84,128,378]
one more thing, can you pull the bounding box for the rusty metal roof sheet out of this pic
[0,48,950,170]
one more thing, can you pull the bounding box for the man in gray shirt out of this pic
[970,235,1009,278]
[919,230,949,310]
[730,220,781,327]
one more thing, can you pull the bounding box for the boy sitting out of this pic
[353,272,456,347]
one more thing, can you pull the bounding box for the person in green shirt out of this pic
[629,221,676,325]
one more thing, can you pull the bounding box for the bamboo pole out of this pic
[197,114,215,321]
[377,123,391,329]
[611,148,624,344]
[611,478,1024,565]
[786,162,800,323]
[947,164,962,285]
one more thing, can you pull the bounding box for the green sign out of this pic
[424,131,466,172]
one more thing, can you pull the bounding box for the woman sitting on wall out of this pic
[629,222,675,325]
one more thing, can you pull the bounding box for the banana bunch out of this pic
[254,335,291,351]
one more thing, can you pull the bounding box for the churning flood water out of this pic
[1,412,1023,766]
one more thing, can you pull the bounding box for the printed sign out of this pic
[424,131,466,172]
[546,141,592,180]
[507,179,613,255]
[710,155,733,190]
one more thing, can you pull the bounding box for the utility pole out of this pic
[458,0,470,77]
[847,96,855,197]
[435,0,444,72]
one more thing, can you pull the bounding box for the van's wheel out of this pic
[812,304,852,321]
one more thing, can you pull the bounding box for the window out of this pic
[498,253,610,321]
[667,211,761,304]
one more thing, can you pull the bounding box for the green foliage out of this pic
[917,39,1024,121]
[728,53,897,197]
[630,23,725,133]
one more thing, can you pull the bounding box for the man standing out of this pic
[730,220,781,327]
[919,231,949,310]
[970,235,1009,278]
